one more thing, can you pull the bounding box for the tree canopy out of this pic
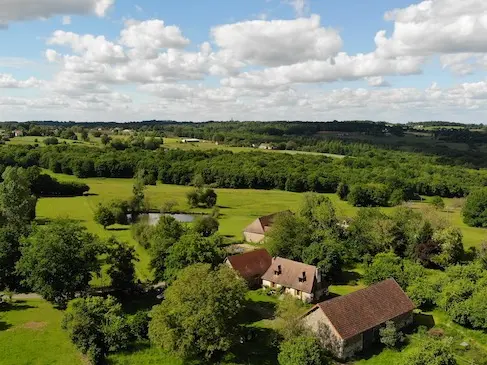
[149,264,247,360]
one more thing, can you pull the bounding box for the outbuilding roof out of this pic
[226,249,272,281]
[243,211,292,235]
[309,279,415,340]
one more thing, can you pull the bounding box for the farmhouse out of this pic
[181,138,200,143]
[303,279,415,359]
[225,249,272,287]
[261,257,328,303]
[13,129,23,137]
[243,211,291,243]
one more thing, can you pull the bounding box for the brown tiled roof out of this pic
[243,211,292,234]
[226,249,272,281]
[261,257,321,294]
[313,279,415,340]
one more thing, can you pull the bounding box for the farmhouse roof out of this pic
[226,249,272,281]
[243,211,292,235]
[309,279,415,340]
[261,257,320,294]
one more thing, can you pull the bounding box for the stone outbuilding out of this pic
[303,279,415,359]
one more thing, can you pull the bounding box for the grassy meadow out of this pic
[0,155,485,364]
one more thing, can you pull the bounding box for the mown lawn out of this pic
[0,299,84,365]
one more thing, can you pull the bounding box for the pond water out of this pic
[127,213,196,225]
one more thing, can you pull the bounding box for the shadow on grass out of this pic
[239,300,276,325]
[333,270,362,285]
[107,227,129,232]
[412,312,435,330]
[118,290,161,315]
[0,301,35,313]
[222,328,279,365]
[0,320,12,331]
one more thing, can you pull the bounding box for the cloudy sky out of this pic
[1,0,487,122]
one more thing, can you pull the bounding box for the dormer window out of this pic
[274,264,282,275]
[298,271,306,282]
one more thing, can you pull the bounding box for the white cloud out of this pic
[0,74,42,88]
[120,20,190,59]
[375,0,487,74]
[285,0,310,17]
[62,16,72,25]
[48,31,127,64]
[211,15,342,67]
[365,76,391,87]
[0,0,114,27]
[221,53,423,89]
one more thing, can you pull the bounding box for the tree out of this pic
[186,189,199,208]
[100,134,111,145]
[148,216,185,280]
[62,296,131,364]
[164,233,225,281]
[0,225,26,290]
[463,188,487,227]
[389,189,406,206]
[379,321,403,348]
[94,203,116,229]
[278,335,330,365]
[401,338,456,365]
[43,136,59,145]
[276,296,308,340]
[105,238,139,291]
[131,170,146,214]
[201,188,217,208]
[149,264,247,359]
[336,182,349,201]
[193,216,219,237]
[432,227,464,268]
[81,130,89,142]
[266,212,311,261]
[364,252,405,287]
[16,220,102,307]
[0,167,37,225]
[431,196,445,210]
[302,239,343,280]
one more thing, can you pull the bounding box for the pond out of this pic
[127,213,196,225]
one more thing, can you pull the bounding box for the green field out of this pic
[2,169,486,364]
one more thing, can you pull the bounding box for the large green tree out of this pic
[0,167,37,225]
[62,296,131,364]
[16,220,102,306]
[0,225,27,290]
[105,237,139,291]
[149,264,247,360]
[463,188,487,227]
[164,233,225,281]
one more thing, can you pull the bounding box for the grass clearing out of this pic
[0,299,83,365]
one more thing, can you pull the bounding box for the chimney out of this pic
[302,271,306,282]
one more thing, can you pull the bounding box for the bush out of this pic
[278,336,330,365]
[379,321,404,348]
[431,196,445,210]
[62,296,131,365]
[463,188,487,227]
[94,204,116,229]
[193,216,219,237]
[43,137,59,145]
[348,183,390,207]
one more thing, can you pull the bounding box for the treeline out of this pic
[0,145,484,201]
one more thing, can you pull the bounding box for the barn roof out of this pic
[310,279,415,340]
[226,249,272,281]
[243,211,292,234]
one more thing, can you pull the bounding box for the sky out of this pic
[1,0,487,123]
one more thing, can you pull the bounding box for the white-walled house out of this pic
[261,257,328,303]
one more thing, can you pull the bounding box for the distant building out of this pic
[243,211,291,243]
[122,129,133,135]
[225,249,272,287]
[13,129,23,137]
[181,138,200,143]
[302,279,415,359]
[259,143,274,150]
[261,257,328,303]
